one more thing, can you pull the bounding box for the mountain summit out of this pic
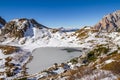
[0,18,48,38]
[94,10,120,32]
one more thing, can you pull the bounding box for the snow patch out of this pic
[105,59,114,64]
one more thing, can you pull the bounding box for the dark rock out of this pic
[30,19,48,29]
[0,17,6,28]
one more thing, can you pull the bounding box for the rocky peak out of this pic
[30,19,48,29]
[0,17,6,28]
[94,10,120,32]
[1,18,48,38]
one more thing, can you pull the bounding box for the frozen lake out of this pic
[26,47,82,74]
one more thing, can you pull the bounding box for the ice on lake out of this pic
[26,47,82,74]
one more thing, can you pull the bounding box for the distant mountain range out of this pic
[0,10,120,39]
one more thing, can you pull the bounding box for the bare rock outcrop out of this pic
[94,10,120,32]
[0,17,6,28]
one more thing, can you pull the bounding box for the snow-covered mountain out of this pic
[0,18,49,38]
[0,10,120,80]
[0,18,81,48]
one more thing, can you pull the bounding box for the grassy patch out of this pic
[111,53,120,61]
[87,51,97,62]
[108,50,118,56]
[0,45,19,55]
[51,29,59,33]
[117,28,120,32]
[85,45,109,62]
[70,58,78,64]
[75,28,89,39]
[101,61,120,74]
[15,78,27,80]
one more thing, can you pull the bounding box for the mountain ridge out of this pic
[94,10,120,32]
[1,10,120,39]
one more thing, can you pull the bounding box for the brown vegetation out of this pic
[51,29,59,33]
[101,61,120,74]
[75,27,98,40]
[0,45,19,55]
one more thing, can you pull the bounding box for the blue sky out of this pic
[0,0,120,28]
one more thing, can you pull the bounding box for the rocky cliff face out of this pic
[94,10,120,32]
[0,17,6,28]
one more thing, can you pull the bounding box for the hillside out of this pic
[0,10,120,79]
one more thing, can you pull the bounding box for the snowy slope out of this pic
[0,16,120,79]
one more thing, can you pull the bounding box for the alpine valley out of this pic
[0,10,120,80]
